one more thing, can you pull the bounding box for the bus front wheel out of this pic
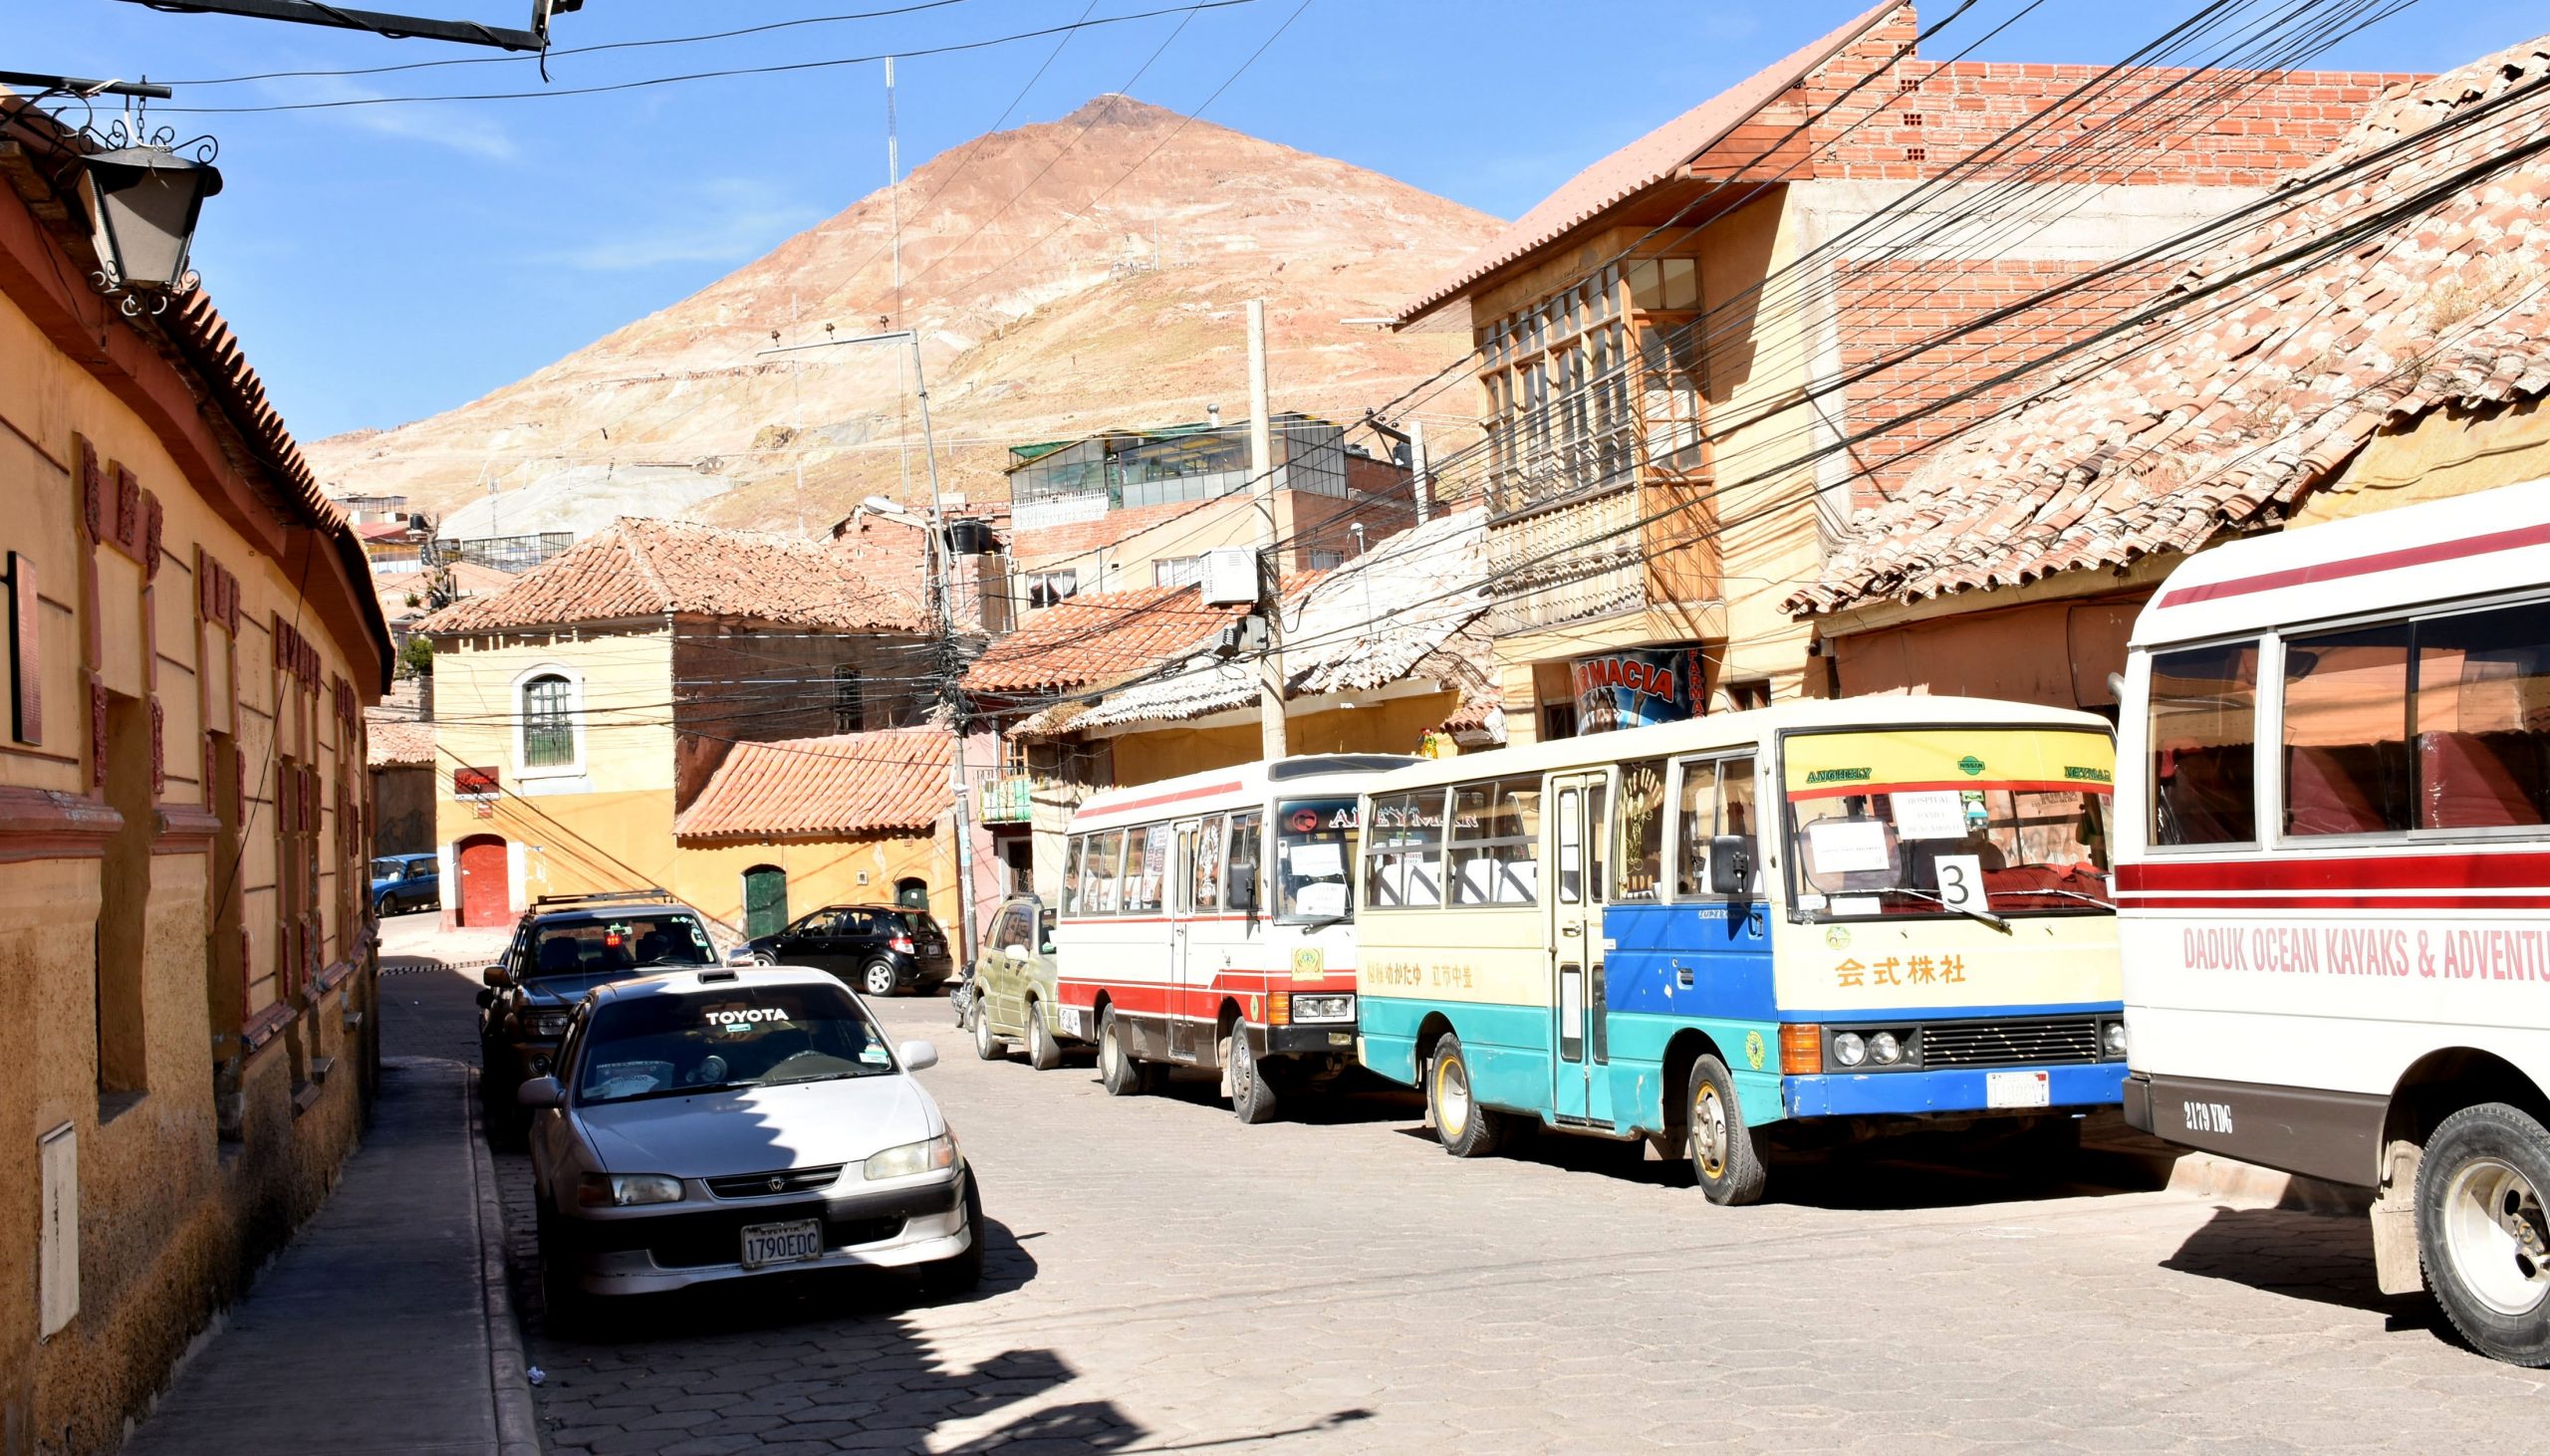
[1226,1023,1280,1124]
[2418,1101,2550,1365]
[1687,1055,1767,1206]
[1429,1034,1505,1158]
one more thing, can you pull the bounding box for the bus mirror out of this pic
[1707,835,1754,896]
[1228,862,1258,911]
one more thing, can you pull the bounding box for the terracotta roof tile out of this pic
[418,517,927,633]
[1397,3,1901,324]
[959,583,1252,699]
[365,716,434,768]
[1790,35,2550,616]
[674,728,953,841]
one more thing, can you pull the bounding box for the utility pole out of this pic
[1246,299,1288,761]
[1410,418,1432,524]
[755,328,981,965]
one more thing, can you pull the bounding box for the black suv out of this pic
[736,904,954,997]
[476,889,720,1140]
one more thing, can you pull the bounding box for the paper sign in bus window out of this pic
[1286,841,1344,877]
[1807,818,1891,873]
[1293,881,1347,918]
[1892,791,1966,841]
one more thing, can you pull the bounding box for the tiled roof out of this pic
[1396,3,1900,324]
[418,517,928,633]
[1789,36,2550,616]
[960,581,1268,698]
[674,728,954,841]
[1040,510,1492,733]
[366,717,435,769]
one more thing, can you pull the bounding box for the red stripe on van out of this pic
[2119,851,2550,893]
[2154,522,2550,608]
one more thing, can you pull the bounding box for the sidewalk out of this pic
[126,1057,538,1456]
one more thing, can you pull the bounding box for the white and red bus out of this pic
[1054,754,1417,1122]
[2117,476,2550,1363]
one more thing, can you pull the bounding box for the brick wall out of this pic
[1799,9,2415,186]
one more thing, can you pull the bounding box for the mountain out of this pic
[305,96,1500,536]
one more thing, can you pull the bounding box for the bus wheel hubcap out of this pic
[1437,1059,1469,1139]
[1694,1088,1728,1178]
[2443,1156,2550,1316]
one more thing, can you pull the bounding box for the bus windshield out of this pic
[1274,797,1359,921]
[1784,728,2115,919]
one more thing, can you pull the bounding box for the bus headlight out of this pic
[1870,1031,1904,1066]
[1832,1032,1867,1068]
[2104,1021,2128,1059]
[1291,994,1355,1024]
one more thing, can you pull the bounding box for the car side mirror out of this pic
[516,1076,563,1109]
[1707,835,1756,896]
[480,966,508,988]
[1003,942,1031,961]
[898,1039,939,1072]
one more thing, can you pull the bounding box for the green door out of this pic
[743,864,789,940]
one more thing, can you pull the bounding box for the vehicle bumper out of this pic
[1260,1021,1358,1059]
[909,955,954,985]
[548,1170,971,1296]
[1782,1061,2126,1119]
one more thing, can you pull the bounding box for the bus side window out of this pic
[1675,759,1720,897]
[1192,813,1225,911]
[1224,812,1262,913]
[1615,759,1665,902]
[1062,836,1086,916]
[2149,641,2260,846]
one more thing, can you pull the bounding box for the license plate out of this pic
[739,1219,823,1271]
[1986,1071,2051,1109]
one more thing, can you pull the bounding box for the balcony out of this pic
[1482,414,1716,638]
[975,774,1034,824]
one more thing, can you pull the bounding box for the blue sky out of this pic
[14,0,2544,441]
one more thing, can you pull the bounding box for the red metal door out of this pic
[456,835,508,927]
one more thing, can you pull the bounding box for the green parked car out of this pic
[969,895,1072,1070]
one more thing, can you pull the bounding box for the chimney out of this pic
[417,673,434,723]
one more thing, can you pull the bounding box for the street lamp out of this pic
[82,140,223,306]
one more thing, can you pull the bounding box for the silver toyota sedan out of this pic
[517,965,981,1327]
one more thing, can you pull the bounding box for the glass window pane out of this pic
[1629,260,1660,310]
[1088,830,1125,913]
[523,675,574,768]
[2282,625,2413,835]
[1661,256,1699,310]
[1364,789,1445,910]
[2150,642,2260,846]
[1674,758,1719,896]
[1224,812,1262,912]
[1616,759,1665,901]
[1062,836,1086,916]
[1556,788,1582,904]
[1191,814,1224,909]
[2415,604,2550,829]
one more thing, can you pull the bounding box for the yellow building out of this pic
[417,517,976,938]
[0,101,391,1452]
[1390,2,2394,741]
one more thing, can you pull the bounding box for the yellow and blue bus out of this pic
[1354,697,2123,1203]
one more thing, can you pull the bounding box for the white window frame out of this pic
[510,662,587,784]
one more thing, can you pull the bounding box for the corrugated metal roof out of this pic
[673,728,954,841]
[1789,35,2550,617]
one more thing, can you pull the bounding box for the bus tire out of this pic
[1098,1008,1148,1096]
[2417,1101,2550,1365]
[1687,1055,1767,1206]
[1227,1024,1280,1124]
[1025,1002,1064,1072]
[971,1003,1005,1062]
[1428,1034,1504,1158]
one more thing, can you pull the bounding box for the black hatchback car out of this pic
[477,889,720,1140]
[736,904,954,997]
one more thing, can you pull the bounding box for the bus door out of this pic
[1167,819,1205,1063]
[1550,772,1615,1124]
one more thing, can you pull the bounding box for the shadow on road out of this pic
[2160,1205,2444,1336]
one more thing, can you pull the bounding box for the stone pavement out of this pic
[495,992,2550,1456]
[124,1057,534,1456]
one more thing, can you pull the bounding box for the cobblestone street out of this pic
[349,927,2550,1455]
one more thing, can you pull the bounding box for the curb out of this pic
[466,1068,547,1455]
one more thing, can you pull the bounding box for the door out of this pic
[456,835,508,927]
[1166,820,1204,1063]
[1671,752,1770,1018]
[979,903,1026,1034]
[742,864,788,940]
[1549,773,1614,1124]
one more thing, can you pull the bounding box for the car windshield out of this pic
[890,910,943,939]
[1785,728,2115,919]
[574,980,895,1103]
[527,914,716,979]
[1274,797,1359,920]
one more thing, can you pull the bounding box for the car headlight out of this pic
[864,1133,957,1181]
[1832,1032,1867,1068]
[1291,994,1355,1023]
[531,1012,572,1039]
[1870,1031,1904,1066]
[577,1172,683,1208]
[2104,1020,2129,1059]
